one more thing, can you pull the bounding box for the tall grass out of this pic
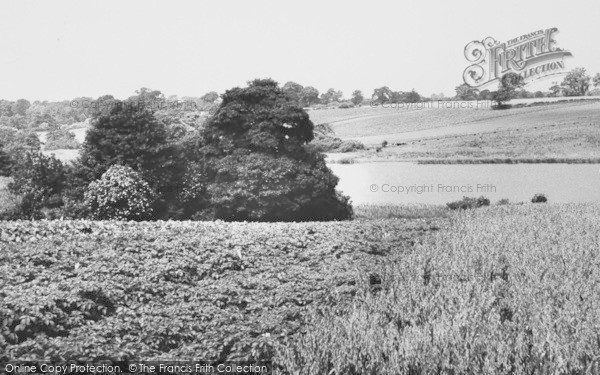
[354,204,449,219]
[418,158,600,164]
[277,204,600,374]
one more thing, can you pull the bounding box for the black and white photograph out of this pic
[1,0,600,374]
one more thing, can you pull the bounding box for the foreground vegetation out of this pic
[279,204,600,374]
[1,80,353,222]
[2,204,599,373]
[0,218,438,363]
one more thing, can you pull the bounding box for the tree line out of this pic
[0,79,353,222]
[455,68,600,104]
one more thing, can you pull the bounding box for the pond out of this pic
[328,162,600,205]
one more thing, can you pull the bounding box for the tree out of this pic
[404,89,421,103]
[455,84,479,100]
[76,96,185,218]
[560,68,591,97]
[9,152,66,218]
[593,73,600,88]
[1,131,41,168]
[201,91,219,103]
[549,82,562,97]
[351,90,364,106]
[282,81,304,104]
[12,99,31,116]
[371,86,393,104]
[478,89,492,100]
[0,100,14,117]
[0,143,12,176]
[130,87,164,104]
[198,78,353,221]
[320,88,343,105]
[491,73,524,108]
[299,86,320,107]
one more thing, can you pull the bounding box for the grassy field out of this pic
[353,203,450,219]
[327,119,600,163]
[2,204,599,373]
[312,100,600,163]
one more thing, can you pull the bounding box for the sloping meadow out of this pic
[0,219,437,363]
[279,204,600,374]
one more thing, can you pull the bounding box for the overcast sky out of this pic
[1,0,599,101]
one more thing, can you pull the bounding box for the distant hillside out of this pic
[308,98,600,145]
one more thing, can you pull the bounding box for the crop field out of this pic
[328,120,600,163]
[2,204,600,373]
[280,203,600,374]
[0,218,439,364]
[309,100,600,147]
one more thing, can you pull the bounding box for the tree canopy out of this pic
[198,78,352,221]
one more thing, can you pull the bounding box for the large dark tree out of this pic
[371,86,393,104]
[282,81,304,105]
[197,78,352,221]
[298,86,320,107]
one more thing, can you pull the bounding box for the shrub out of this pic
[85,165,155,220]
[336,140,365,153]
[338,101,355,109]
[446,196,490,210]
[496,198,511,205]
[531,193,548,203]
[381,140,388,148]
[306,134,364,153]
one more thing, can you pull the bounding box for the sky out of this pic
[0,0,599,101]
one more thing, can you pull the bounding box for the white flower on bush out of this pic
[85,165,155,220]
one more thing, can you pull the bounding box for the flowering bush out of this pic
[85,165,154,220]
